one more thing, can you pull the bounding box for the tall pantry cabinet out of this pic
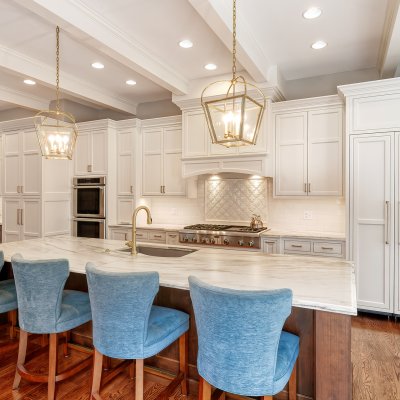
[0,118,71,242]
[340,78,400,314]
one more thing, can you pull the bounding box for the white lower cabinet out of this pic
[350,132,395,313]
[262,238,280,254]
[166,231,180,245]
[3,197,41,242]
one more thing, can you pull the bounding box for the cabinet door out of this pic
[238,114,268,154]
[91,130,107,175]
[275,112,308,196]
[117,130,134,196]
[74,131,91,175]
[308,108,343,196]
[21,129,41,196]
[142,128,163,195]
[183,110,208,158]
[110,229,131,241]
[2,198,20,242]
[163,126,185,196]
[395,133,400,315]
[3,131,21,196]
[21,198,41,239]
[350,133,394,313]
[263,238,279,254]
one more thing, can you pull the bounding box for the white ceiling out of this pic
[0,0,398,116]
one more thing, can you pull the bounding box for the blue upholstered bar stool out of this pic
[189,276,299,400]
[11,254,92,400]
[0,251,18,342]
[86,263,189,400]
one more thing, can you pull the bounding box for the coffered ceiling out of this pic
[0,0,399,117]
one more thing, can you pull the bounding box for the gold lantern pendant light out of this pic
[35,26,78,160]
[201,0,266,148]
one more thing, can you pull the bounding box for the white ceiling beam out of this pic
[189,0,272,83]
[0,44,136,114]
[13,0,189,95]
[0,84,48,110]
[378,0,400,78]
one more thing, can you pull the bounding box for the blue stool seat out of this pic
[86,263,190,400]
[56,290,92,333]
[274,332,300,393]
[189,276,299,399]
[11,254,93,400]
[0,279,17,314]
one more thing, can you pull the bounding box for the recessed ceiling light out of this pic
[23,79,36,85]
[311,40,327,50]
[179,39,193,48]
[126,80,137,86]
[303,7,322,19]
[204,63,217,71]
[91,62,104,69]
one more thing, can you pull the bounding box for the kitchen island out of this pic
[0,235,356,400]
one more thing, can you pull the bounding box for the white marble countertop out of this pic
[0,235,356,316]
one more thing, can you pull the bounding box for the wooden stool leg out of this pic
[104,356,111,370]
[40,333,48,347]
[179,332,189,395]
[91,348,103,400]
[288,361,297,400]
[63,331,71,357]
[8,310,17,339]
[135,359,144,400]
[13,329,28,390]
[198,377,212,400]
[48,333,58,400]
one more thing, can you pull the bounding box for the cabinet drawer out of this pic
[135,230,148,241]
[148,231,166,242]
[313,242,343,256]
[166,232,179,245]
[284,239,311,253]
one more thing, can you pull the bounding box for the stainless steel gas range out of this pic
[179,224,269,249]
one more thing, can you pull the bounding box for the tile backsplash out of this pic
[205,176,267,223]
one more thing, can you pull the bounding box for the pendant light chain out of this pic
[56,26,60,114]
[232,0,237,81]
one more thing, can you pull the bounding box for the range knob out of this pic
[248,240,254,247]
[210,238,216,244]
[183,236,189,242]
[238,240,244,246]
[201,238,207,244]
[192,238,197,243]
[223,238,230,245]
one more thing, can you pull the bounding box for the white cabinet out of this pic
[74,123,107,176]
[3,128,41,196]
[142,117,185,196]
[274,98,343,197]
[3,197,41,242]
[262,238,279,254]
[117,128,135,196]
[350,133,394,313]
[166,231,180,245]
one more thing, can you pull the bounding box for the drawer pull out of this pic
[291,244,303,248]
[265,241,275,244]
[136,233,144,237]
[154,235,162,238]
[169,234,177,238]
[321,246,334,250]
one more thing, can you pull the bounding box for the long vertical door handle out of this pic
[385,201,390,245]
[160,186,162,194]
[17,209,19,226]
[20,209,23,226]
[130,185,133,194]
[308,183,311,193]
[304,183,307,193]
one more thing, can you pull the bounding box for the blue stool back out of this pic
[11,254,69,333]
[189,276,293,395]
[86,263,159,358]
[0,251,4,271]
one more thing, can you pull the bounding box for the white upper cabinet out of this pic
[117,127,135,196]
[3,128,41,197]
[273,96,343,197]
[142,116,185,197]
[74,122,108,176]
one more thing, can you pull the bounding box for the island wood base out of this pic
[64,272,352,400]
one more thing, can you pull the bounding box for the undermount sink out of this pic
[117,246,198,258]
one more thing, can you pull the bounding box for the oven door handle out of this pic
[72,217,106,222]
[73,185,105,189]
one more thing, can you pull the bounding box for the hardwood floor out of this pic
[0,313,399,399]
[352,313,400,400]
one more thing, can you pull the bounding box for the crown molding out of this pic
[0,117,37,131]
[115,118,142,129]
[141,115,182,127]
[338,77,400,98]
[272,95,343,112]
